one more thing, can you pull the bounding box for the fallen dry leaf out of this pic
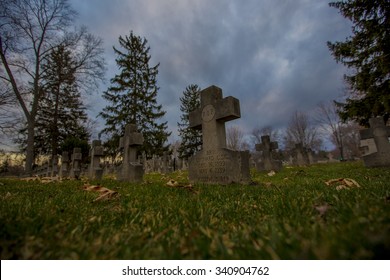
[336,185,348,191]
[267,171,276,177]
[20,176,40,182]
[20,176,60,183]
[344,178,361,188]
[40,176,60,184]
[165,180,198,194]
[83,184,119,202]
[314,203,331,216]
[166,179,179,187]
[325,178,361,190]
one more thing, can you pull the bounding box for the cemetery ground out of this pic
[0,161,389,260]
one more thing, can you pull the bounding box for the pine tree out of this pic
[34,45,90,157]
[327,0,390,125]
[99,31,170,157]
[177,84,202,159]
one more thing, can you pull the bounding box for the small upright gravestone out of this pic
[188,85,250,184]
[307,148,317,164]
[292,143,310,166]
[162,151,171,174]
[359,117,390,167]
[69,148,82,179]
[118,124,144,182]
[88,140,104,180]
[255,135,282,172]
[59,151,69,178]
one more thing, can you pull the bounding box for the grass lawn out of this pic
[0,161,389,259]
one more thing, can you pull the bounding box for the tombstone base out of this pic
[293,154,310,166]
[362,152,390,167]
[69,169,81,179]
[90,169,103,180]
[59,169,69,178]
[189,148,250,185]
[256,159,282,172]
[119,163,144,182]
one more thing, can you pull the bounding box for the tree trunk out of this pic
[51,85,60,158]
[339,137,345,161]
[25,118,35,175]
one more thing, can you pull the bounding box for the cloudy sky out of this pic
[69,0,352,144]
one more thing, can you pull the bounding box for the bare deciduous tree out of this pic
[0,81,21,145]
[315,101,345,159]
[338,122,361,159]
[315,101,362,159]
[0,0,105,174]
[284,110,322,151]
[251,125,280,145]
[227,125,247,151]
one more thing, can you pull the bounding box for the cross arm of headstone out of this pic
[188,94,241,129]
[360,128,373,140]
[215,96,240,122]
[189,109,203,130]
[128,132,144,146]
[255,143,264,152]
[94,146,104,156]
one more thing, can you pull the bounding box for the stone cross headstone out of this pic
[188,85,250,184]
[69,148,82,179]
[292,143,310,166]
[59,151,69,178]
[255,135,282,172]
[118,123,144,182]
[88,140,104,180]
[359,117,390,167]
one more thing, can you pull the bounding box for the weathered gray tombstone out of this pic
[182,159,188,170]
[118,124,144,182]
[102,161,109,176]
[59,151,69,178]
[359,117,390,167]
[288,155,294,165]
[152,155,159,172]
[88,140,104,180]
[69,148,82,179]
[35,162,48,177]
[188,85,250,184]
[255,135,282,172]
[162,151,169,174]
[327,152,336,163]
[307,148,317,164]
[292,143,310,166]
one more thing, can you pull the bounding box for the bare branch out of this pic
[284,110,322,151]
[227,125,245,151]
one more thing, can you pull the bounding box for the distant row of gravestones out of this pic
[33,85,390,184]
[33,135,188,180]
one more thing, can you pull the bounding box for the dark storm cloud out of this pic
[70,0,351,140]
